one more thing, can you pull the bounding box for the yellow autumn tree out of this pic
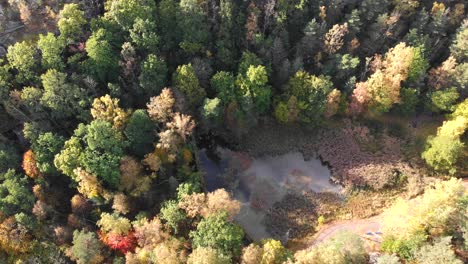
[97,213,132,235]
[178,189,241,220]
[356,42,425,113]
[324,89,341,118]
[451,98,468,119]
[423,99,468,174]
[74,168,109,200]
[383,178,465,239]
[91,94,130,129]
[437,116,468,138]
[241,244,263,264]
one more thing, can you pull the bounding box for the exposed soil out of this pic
[304,179,468,252]
[310,216,384,251]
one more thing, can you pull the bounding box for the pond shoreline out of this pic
[197,127,344,242]
[204,122,344,188]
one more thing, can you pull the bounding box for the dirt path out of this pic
[309,179,468,250]
[311,216,383,250]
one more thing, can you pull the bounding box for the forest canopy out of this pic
[0,0,467,263]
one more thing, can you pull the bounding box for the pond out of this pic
[199,147,341,241]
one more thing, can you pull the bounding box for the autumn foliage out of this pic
[99,231,137,254]
[22,149,41,178]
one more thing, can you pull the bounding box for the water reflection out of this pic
[199,147,341,241]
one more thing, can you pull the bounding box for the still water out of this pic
[199,148,341,241]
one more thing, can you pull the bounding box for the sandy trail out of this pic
[310,216,383,250]
[309,179,468,250]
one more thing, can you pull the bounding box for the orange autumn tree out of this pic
[350,42,428,114]
[0,216,32,256]
[22,149,41,179]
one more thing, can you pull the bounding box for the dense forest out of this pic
[0,0,467,263]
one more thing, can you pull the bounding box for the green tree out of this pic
[139,54,167,97]
[160,200,187,234]
[104,0,156,31]
[274,101,290,123]
[0,169,35,216]
[0,62,12,99]
[124,110,156,157]
[288,71,333,123]
[190,212,244,257]
[450,22,467,62]
[14,212,36,231]
[393,0,419,14]
[215,0,241,69]
[177,182,202,200]
[335,54,360,81]
[97,212,132,235]
[173,64,206,109]
[24,242,70,264]
[396,88,418,116]
[37,33,65,70]
[429,87,460,113]
[238,65,272,114]
[238,52,264,76]
[21,86,44,114]
[294,231,367,264]
[453,63,467,91]
[31,132,65,175]
[361,0,389,22]
[54,136,83,181]
[7,41,38,84]
[178,0,211,54]
[0,142,20,173]
[80,120,126,188]
[158,0,181,52]
[407,46,429,83]
[211,71,237,104]
[201,98,223,127]
[90,16,125,47]
[40,69,90,120]
[422,135,464,174]
[414,237,462,264]
[69,230,105,264]
[85,28,119,82]
[381,232,427,260]
[130,18,159,52]
[58,4,86,42]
